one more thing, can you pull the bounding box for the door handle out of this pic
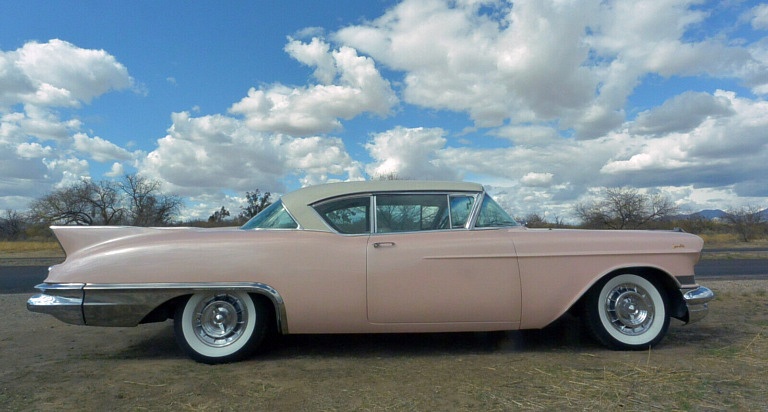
[373,242,396,248]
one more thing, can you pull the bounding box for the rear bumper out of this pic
[27,283,85,325]
[681,286,714,324]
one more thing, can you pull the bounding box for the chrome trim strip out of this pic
[28,282,289,334]
[681,285,714,324]
[466,191,485,229]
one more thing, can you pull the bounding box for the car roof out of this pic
[281,180,485,232]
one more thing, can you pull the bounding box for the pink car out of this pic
[28,180,713,363]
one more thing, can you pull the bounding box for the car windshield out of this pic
[240,200,298,230]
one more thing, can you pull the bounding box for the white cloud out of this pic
[43,157,90,189]
[105,162,125,178]
[521,172,554,187]
[141,111,361,196]
[73,133,135,162]
[0,39,134,209]
[749,4,768,30]
[284,37,337,84]
[603,91,768,194]
[15,142,53,158]
[336,0,768,138]
[11,39,132,107]
[364,126,460,181]
[2,4,768,220]
[229,38,397,136]
[630,91,735,135]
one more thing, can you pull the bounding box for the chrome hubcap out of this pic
[193,294,248,347]
[604,283,655,336]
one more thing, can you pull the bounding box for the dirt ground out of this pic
[1,279,766,411]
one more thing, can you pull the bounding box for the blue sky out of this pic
[2,0,768,221]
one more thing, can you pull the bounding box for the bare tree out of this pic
[84,180,125,225]
[724,205,765,242]
[575,187,678,229]
[120,174,182,226]
[522,212,547,228]
[208,206,231,223]
[29,181,96,225]
[374,172,410,181]
[238,190,272,222]
[0,210,25,240]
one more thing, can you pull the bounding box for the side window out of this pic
[475,195,518,228]
[449,195,474,228]
[375,194,447,233]
[313,197,370,234]
[240,200,299,230]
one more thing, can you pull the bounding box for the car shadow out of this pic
[263,314,601,360]
[115,314,603,361]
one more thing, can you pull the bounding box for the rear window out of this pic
[313,197,370,234]
[240,200,298,230]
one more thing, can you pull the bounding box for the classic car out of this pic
[28,180,714,363]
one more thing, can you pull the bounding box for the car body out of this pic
[28,180,714,363]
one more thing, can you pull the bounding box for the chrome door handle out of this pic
[373,242,396,248]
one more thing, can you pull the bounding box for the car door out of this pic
[366,193,521,324]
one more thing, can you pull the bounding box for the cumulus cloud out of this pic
[0,39,134,208]
[73,133,135,162]
[15,142,53,158]
[603,91,768,191]
[229,38,397,136]
[105,162,125,178]
[630,91,735,135]
[749,4,768,30]
[3,3,768,219]
[364,127,460,181]
[335,0,768,138]
[521,172,554,187]
[4,39,132,108]
[141,111,361,196]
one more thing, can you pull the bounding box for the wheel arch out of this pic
[570,266,685,321]
[131,284,289,334]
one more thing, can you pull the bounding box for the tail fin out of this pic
[51,226,149,257]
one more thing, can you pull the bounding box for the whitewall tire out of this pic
[174,291,268,363]
[584,273,670,350]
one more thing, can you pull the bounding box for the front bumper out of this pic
[681,285,714,324]
[27,283,85,325]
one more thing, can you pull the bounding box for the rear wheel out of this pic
[174,291,269,363]
[583,273,670,350]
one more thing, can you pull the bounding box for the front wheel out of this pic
[174,291,269,364]
[583,273,670,350]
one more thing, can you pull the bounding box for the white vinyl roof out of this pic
[280,180,484,232]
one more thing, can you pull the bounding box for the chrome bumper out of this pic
[27,283,85,325]
[681,285,714,324]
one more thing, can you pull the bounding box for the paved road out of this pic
[0,266,50,294]
[694,259,768,279]
[2,260,766,294]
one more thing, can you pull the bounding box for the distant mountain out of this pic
[673,208,768,220]
[690,209,728,220]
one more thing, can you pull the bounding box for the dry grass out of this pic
[1,280,767,411]
[700,233,768,249]
[699,234,768,259]
[0,241,63,258]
